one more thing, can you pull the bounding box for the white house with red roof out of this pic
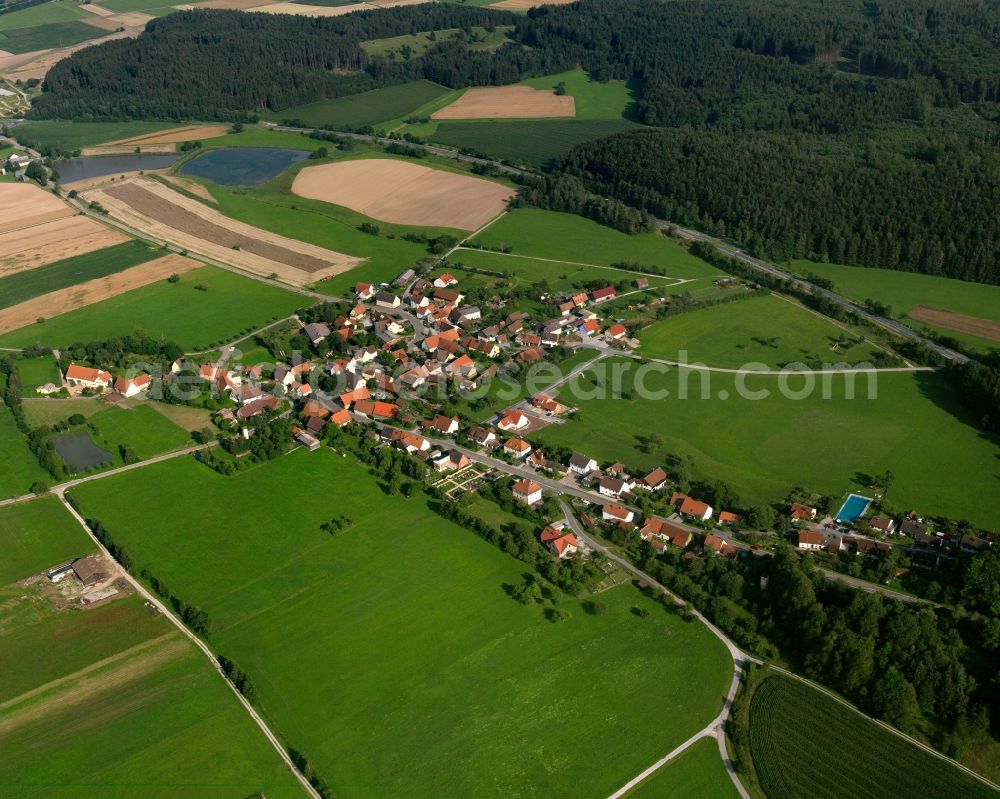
[497,409,530,432]
[113,373,152,398]
[512,478,543,506]
[590,286,616,304]
[540,526,578,559]
[65,364,112,391]
[671,492,714,521]
[602,503,635,524]
[503,438,532,459]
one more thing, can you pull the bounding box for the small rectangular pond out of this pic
[178,147,310,186]
[835,493,873,523]
[52,430,113,471]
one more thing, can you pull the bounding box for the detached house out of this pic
[503,438,532,459]
[602,504,635,524]
[497,410,530,432]
[512,478,543,506]
[591,286,616,304]
[425,415,460,435]
[640,518,691,549]
[790,503,817,522]
[639,468,668,491]
[798,530,824,550]
[355,282,375,300]
[569,453,598,475]
[113,372,152,398]
[375,291,401,309]
[540,526,578,559]
[671,492,713,521]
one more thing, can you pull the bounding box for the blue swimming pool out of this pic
[836,493,873,523]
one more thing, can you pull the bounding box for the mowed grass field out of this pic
[626,737,737,799]
[789,259,1000,354]
[472,209,722,280]
[638,294,884,368]
[748,675,994,799]
[15,354,61,396]
[535,358,1000,529]
[22,396,105,427]
[0,266,305,351]
[0,240,161,311]
[9,120,180,152]
[0,496,93,585]
[274,80,451,129]
[87,403,192,459]
[0,374,50,500]
[69,449,733,799]
[0,592,305,799]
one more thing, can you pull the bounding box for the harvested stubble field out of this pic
[79,143,176,155]
[432,84,576,119]
[0,214,126,276]
[248,2,371,16]
[103,123,230,146]
[908,305,1000,343]
[292,158,514,230]
[159,174,217,203]
[0,253,198,335]
[0,182,75,232]
[90,177,363,285]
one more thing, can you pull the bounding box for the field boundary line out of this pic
[452,245,689,281]
[53,487,322,799]
[766,666,1000,792]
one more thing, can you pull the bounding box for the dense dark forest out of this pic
[30,0,1000,282]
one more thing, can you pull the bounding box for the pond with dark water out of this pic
[53,430,113,470]
[178,147,310,186]
[53,153,180,183]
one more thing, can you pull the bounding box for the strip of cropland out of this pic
[0,240,160,309]
[68,448,733,799]
[748,674,995,799]
[0,264,305,351]
[0,253,199,336]
[533,357,1000,530]
[85,177,364,285]
[0,506,306,798]
[0,215,128,278]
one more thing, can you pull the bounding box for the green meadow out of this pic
[626,737,738,799]
[10,120,180,152]
[472,209,722,280]
[535,358,1000,529]
[15,354,61,396]
[749,675,994,799]
[0,266,305,351]
[0,496,92,584]
[86,403,192,460]
[430,117,639,169]
[0,19,101,53]
[0,593,305,799]
[521,68,637,120]
[638,294,884,369]
[22,396,105,428]
[788,259,1000,354]
[70,449,733,799]
[273,80,451,129]
[0,240,160,311]
[89,0,178,14]
[0,374,49,500]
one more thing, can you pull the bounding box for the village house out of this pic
[527,450,548,471]
[640,518,691,549]
[797,530,824,550]
[638,468,668,491]
[497,410,530,432]
[433,273,458,288]
[512,478,543,506]
[532,394,567,415]
[718,511,742,526]
[65,364,112,391]
[353,400,398,420]
[303,322,330,344]
[603,503,635,524]
[237,394,280,421]
[375,291,401,309]
[113,372,152,398]
[606,323,627,341]
[467,426,499,449]
[870,515,897,535]
[355,282,375,300]
[704,533,738,557]
[292,426,322,451]
[672,492,714,521]
[434,288,464,306]
[451,305,482,325]
[597,475,631,498]
[590,286,617,304]
[394,431,430,454]
[329,408,352,427]
[432,449,470,472]
[540,526,578,559]
[569,453,598,475]
[392,268,416,288]
[790,503,817,522]
[503,438,532,459]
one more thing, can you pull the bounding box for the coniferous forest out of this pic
[29,0,1000,283]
